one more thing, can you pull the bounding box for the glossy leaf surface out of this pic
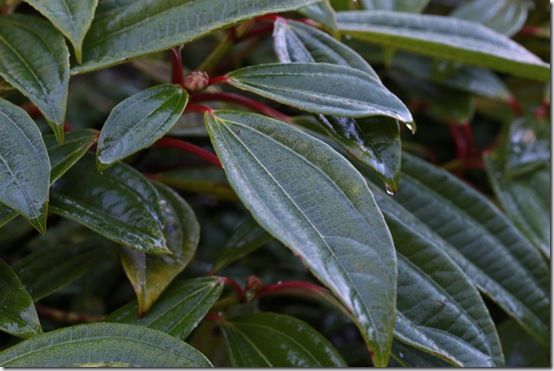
[0,258,41,338]
[0,98,50,233]
[395,153,550,345]
[0,323,212,367]
[107,277,224,339]
[298,1,337,30]
[369,185,504,367]
[50,155,167,254]
[23,0,98,63]
[97,84,188,172]
[121,182,200,314]
[220,312,346,367]
[74,0,319,73]
[227,63,412,122]
[359,0,429,13]
[273,19,377,77]
[13,243,106,300]
[206,111,397,366]
[336,11,549,81]
[451,0,528,37]
[0,14,69,141]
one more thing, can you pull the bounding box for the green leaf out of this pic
[0,323,212,367]
[390,53,511,101]
[220,312,346,367]
[206,111,397,366]
[121,182,200,314]
[359,0,429,13]
[50,155,168,254]
[485,153,550,258]
[73,0,320,74]
[369,184,504,367]
[107,277,224,339]
[0,258,41,338]
[23,0,99,63]
[298,0,337,30]
[0,98,50,233]
[394,153,550,345]
[44,129,98,182]
[392,341,452,367]
[156,167,237,201]
[12,243,106,301]
[336,11,549,81]
[212,216,273,273]
[0,129,97,229]
[273,18,378,77]
[97,84,188,172]
[451,0,528,37]
[0,14,69,142]
[318,116,401,193]
[498,320,550,367]
[227,63,412,122]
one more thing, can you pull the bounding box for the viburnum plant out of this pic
[0,0,550,367]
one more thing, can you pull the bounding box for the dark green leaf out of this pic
[228,63,412,122]
[391,53,511,101]
[0,98,49,233]
[336,11,549,81]
[0,323,212,367]
[23,0,98,63]
[13,243,106,301]
[0,14,69,142]
[121,182,200,314]
[50,155,168,254]
[273,18,378,77]
[73,0,320,74]
[369,184,504,367]
[44,129,98,182]
[485,152,550,258]
[156,167,237,201]
[392,341,452,367]
[206,111,397,366]
[451,0,528,37]
[498,320,550,367]
[359,0,429,13]
[220,312,346,367]
[395,153,550,345]
[298,1,337,30]
[212,216,273,273]
[318,116,401,193]
[97,84,188,172]
[107,277,224,339]
[0,258,41,338]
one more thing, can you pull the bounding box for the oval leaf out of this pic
[50,155,168,254]
[451,0,528,37]
[23,0,99,63]
[359,0,429,13]
[220,312,346,367]
[0,14,69,142]
[0,258,41,338]
[13,242,106,301]
[227,63,412,122]
[336,11,549,81]
[395,153,550,345]
[206,110,397,366]
[73,0,320,74]
[0,323,212,367]
[0,98,50,233]
[107,276,224,339]
[121,182,200,314]
[97,84,188,172]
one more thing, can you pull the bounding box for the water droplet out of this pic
[406,121,417,134]
[385,184,395,196]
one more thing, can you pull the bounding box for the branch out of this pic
[155,137,222,168]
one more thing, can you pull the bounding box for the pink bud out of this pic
[183,71,209,92]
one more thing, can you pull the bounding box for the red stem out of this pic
[21,102,42,118]
[208,75,230,86]
[155,137,222,168]
[257,280,327,298]
[240,23,275,40]
[63,122,73,132]
[222,276,246,301]
[254,14,285,24]
[449,123,468,159]
[191,92,291,122]
[507,97,524,117]
[185,103,214,115]
[170,47,185,86]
